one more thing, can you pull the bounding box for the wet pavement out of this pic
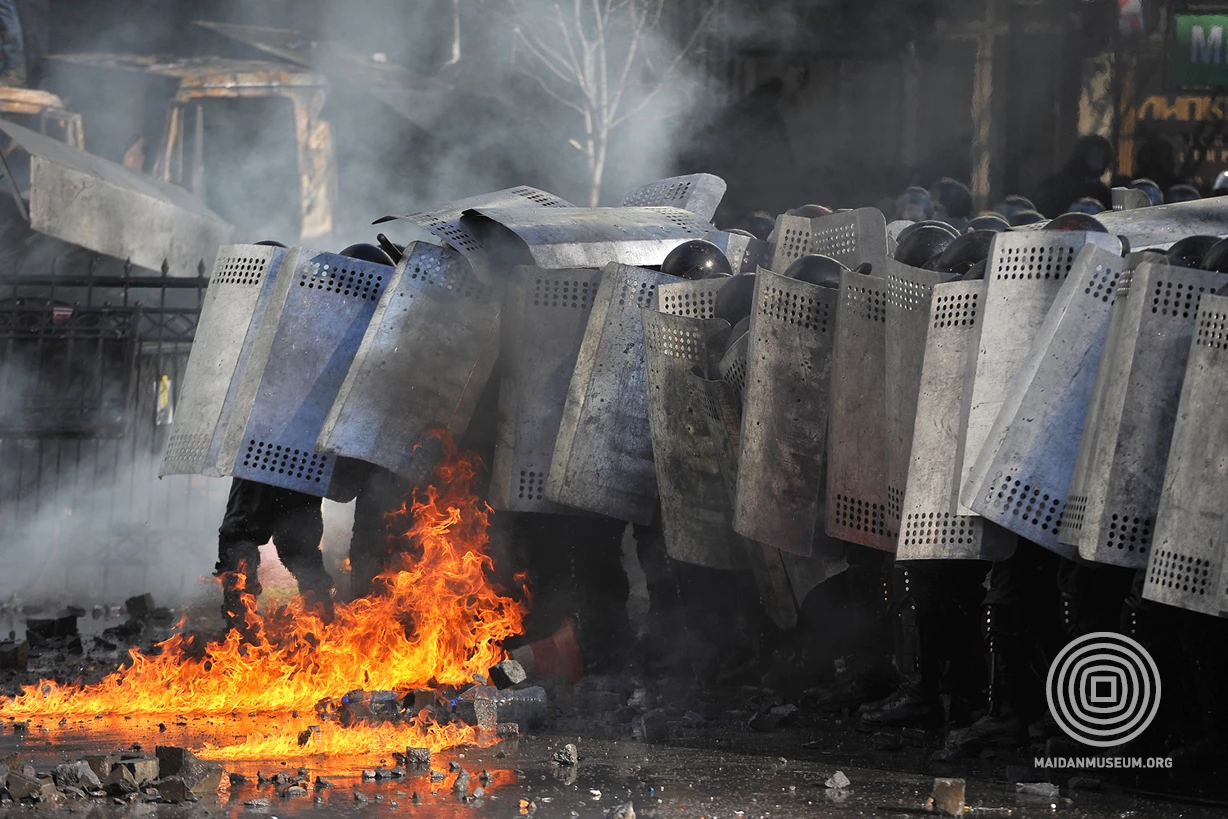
[2,713,1223,819]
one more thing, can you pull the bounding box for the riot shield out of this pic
[490,267,604,514]
[317,243,501,479]
[884,262,1015,561]
[1065,262,1228,568]
[1111,187,1151,211]
[768,208,889,273]
[546,264,681,524]
[219,247,393,498]
[826,270,893,551]
[718,329,750,405]
[953,231,1122,517]
[734,270,838,556]
[467,205,715,269]
[1143,293,1228,617]
[374,186,575,265]
[160,244,285,477]
[619,174,726,222]
[643,282,746,570]
[884,259,957,540]
[962,242,1125,557]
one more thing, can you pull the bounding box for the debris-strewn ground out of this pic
[2,599,1223,818]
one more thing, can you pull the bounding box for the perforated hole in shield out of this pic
[984,472,1064,535]
[646,324,704,362]
[407,214,482,254]
[164,432,210,468]
[622,180,692,207]
[887,484,903,522]
[902,512,977,547]
[618,280,657,309]
[1104,512,1153,556]
[510,186,572,208]
[243,440,327,483]
[886,277,929,311]
[760,286,830,331]
[1147,548,1212,597]
[1152,280,1210,320]
[661,290,716,318]
[834,494,886,536]
[933,292,978,328]
[213,255,268,286]
[532,277,595,309]
[298,262,386,301]
[1063,494,1088,538]
[810,221,857,260]
[722,352,748,397]
[778,227,813,265]
[992,244,1077,281]
[846,284,886,323]
[517,469,546,501]
[1195,310,1228,350]
[1083,264,1121,304]
[405,251,477,297]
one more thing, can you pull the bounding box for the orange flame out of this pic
[0,433,526,758]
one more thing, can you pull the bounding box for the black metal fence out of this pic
[0,257,229,599]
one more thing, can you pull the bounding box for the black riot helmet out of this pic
[1129,178,1163,206]
[339,243,396,266]
[895,224,958,267]
[661,239,733,281]
[960,259,988,281]
[928,230,995,276]
[787,204,833,218]
[725,316,750,352]
[1011,210,1046,226]
[934,177,974,222]
[967,214,1011,233]
[1068,197,1106,215]
[995,195,1037,223]
[743,215,776,241]
[1166,184,1201,204]
[1165,235,1222,270]
[714,274,755,324]
[255,240,287,248]
[782,254,846,288]
[1203,238,1228,273]
[1073,134,1114,177]
[898,219,961,242]
[1044,212,1108,233]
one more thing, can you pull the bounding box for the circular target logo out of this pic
[1046,632,1161,748]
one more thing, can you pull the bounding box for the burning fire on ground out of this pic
[0,433,528,759]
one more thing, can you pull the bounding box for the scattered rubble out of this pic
[605,802,636,819]
[489,659,527,688]
[405,747,431,765]
[1015,782,1060,800]
[824,770,851,790]
[552,743,578,766]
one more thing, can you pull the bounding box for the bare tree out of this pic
[507,0,722,207]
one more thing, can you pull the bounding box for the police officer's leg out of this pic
[570,515,633,672]
[269,487,333,610]
[0,0,25,87]
[350,467,412,598]
[216,478,275,628]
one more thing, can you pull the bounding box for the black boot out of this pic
[861,566,941,729]
[945,604,1029,752]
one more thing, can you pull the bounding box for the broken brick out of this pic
[552,744,578,766]
[52,761,102,791]
[456,697,497,732]
[488,659,527,689]
[931,778,965,816]
[154,777,192,803]
[0,640,27,670]
[105,766,139,796]
[404,747,431,765]
[118,756,159,784]
[124,594,156,621]
[5,771,43,801]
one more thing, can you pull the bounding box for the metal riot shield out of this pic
[735,270,838,556]
[374,186,575,272]
[884,259,957,540]
[893,273,1016,561]
[954,231,1122,517]
[317,243,501,478]
[718,329,750,404]
[467,206,715,269]
[768,208,889,273]
[1143,293,1228,617]
[619,174,726,222]
[219,247,392,498]
[1064,262,1228,568]
[962,243,1125,557]
[490,267,604,514]
[691,366,797,629]
[827,270,893,551]
[547,264,680,524]
[160,244,285,478]
[1112,187,1151,211]
[643,282,747,570]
